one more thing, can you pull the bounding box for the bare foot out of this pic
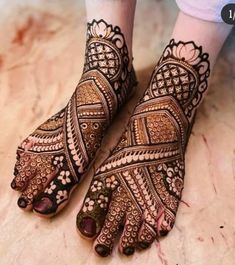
[11,19,137,217]
[76,39,210,256]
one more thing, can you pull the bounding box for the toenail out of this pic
[17,198,27,208]
[16,151,22,160]
[33,197,53,213]
[78,217,97,237]
[11,180,16,189]
[123,246,135,256]
[13,167,19,176]
[159,230,168,237]
[138,241,150,249]
[95,244,110,257]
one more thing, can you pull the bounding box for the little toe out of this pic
[137,222,156,250]
[33,169,76,216]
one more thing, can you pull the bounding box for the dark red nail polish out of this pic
[79,217,97,237]
[95,244,110,257]
[138,241,150,249]
[13,167,19,176]
[159,230,168,237]
[17,197,27,208]
[123,246,135,256]
[11,180,16,189]
[33,197,53,213]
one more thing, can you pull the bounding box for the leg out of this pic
[11,0,137,216]
[86,0,136,60]
[77,11,233,256]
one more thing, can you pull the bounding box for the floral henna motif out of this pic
[11,19,137,215]
[77,39,210,256]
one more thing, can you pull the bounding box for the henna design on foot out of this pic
[77,39,210,256]
[11,19,137,216]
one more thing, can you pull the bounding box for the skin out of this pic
[77,38,211,256]
[85,0,136,60]
[10,0,233,258]
[11,0,137,216]
[11,19,137,216]
[76,11,233,257]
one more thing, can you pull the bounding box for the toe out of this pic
[17,171,55,211]
[119,207,142,256]
[33,168,76,216]
[77,174,117,238]
[93,187,126,257]
[11,154,36,191]
[157,211,175,237]
[11,138,36,191]
[137,222,156,249]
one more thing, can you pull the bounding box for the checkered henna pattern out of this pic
[77,39,210,256]
[11,19,137,216]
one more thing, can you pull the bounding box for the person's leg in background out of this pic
[11,0,137,216]
[76,6,233,258]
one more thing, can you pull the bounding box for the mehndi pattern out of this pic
[11,19,137,216]
[77,39,210,256]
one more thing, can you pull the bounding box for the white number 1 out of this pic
[229,9,235,20]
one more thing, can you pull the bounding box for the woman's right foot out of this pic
[11,19,137,217]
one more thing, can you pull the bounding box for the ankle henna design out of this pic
[11,19,137,216]
[77,39,210,256]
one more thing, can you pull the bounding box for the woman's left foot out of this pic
[76,39,210,256]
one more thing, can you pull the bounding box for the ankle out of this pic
[85,0,136,62]
[144,39,210,123]
[83,19,133,71]
[82,19,137,106]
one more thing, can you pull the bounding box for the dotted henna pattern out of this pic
[77,39,210,256]
[11,19,137,215]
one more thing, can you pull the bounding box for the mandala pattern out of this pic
[77,39,210,256]
[11,19,137,216]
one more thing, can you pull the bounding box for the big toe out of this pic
[77,175,115,239]
[33,168,77,217]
